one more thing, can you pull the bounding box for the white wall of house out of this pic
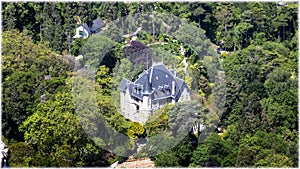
[120,85,190,124]
[73,26,90,39]
[120,90,136,119]
[152,97,172,110]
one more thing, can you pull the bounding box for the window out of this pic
[79,30,87,37]
[134,87,137,93]
[79,30,84,36]
[167,89,170,94]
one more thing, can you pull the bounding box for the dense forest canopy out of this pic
[1,1,298,167]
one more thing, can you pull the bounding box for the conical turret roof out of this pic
[143,71,152,95]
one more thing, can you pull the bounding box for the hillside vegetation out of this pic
[1,2,298,167]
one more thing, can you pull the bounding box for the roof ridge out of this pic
[122,77,132,83]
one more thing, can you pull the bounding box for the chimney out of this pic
[172,81,176,96]
[171,80,176,104]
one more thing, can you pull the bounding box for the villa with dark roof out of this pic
[73,19,106,39]
[119,62,190,124]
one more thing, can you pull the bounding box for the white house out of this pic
[73,19,106,39]
[119,62,190,124]
[73,24,90,39]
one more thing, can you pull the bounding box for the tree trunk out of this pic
[40,22,42,42]
[68,31,71,55]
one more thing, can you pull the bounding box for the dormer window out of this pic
[166,89,171,95]
[164,84,169,89]
[154,91,158,98]
[134,86,137,93]
[135,85,142,94]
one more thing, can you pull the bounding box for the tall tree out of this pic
[20,85,110,167]
[2,30,69,141]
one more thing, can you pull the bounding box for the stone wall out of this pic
[115,157,154,168]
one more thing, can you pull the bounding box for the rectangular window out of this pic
[79,30,87,37]
[79,30,84,36]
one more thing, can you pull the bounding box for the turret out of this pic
[141,71,152,123]
[143,71,152,96]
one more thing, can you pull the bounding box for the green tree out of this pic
[255,154,293,167]
[261,67,297,140]
[214,2,235,42]
[79,35,115,68]
[71,38,88,56]
[190,133,228,167]
[154,151,179,167]
[97,65,113,95]
[9,142,35,167]
[2,30,69,141]
[236,130,295,167]
[20,88,109,167]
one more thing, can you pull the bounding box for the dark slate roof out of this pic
[130,83,143,100]
[143,71,152,95]
[119,62,190,101]
[82,23,91,34]
[80,19,105,34]
[119,78,132,91]
[90,19,105,31]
